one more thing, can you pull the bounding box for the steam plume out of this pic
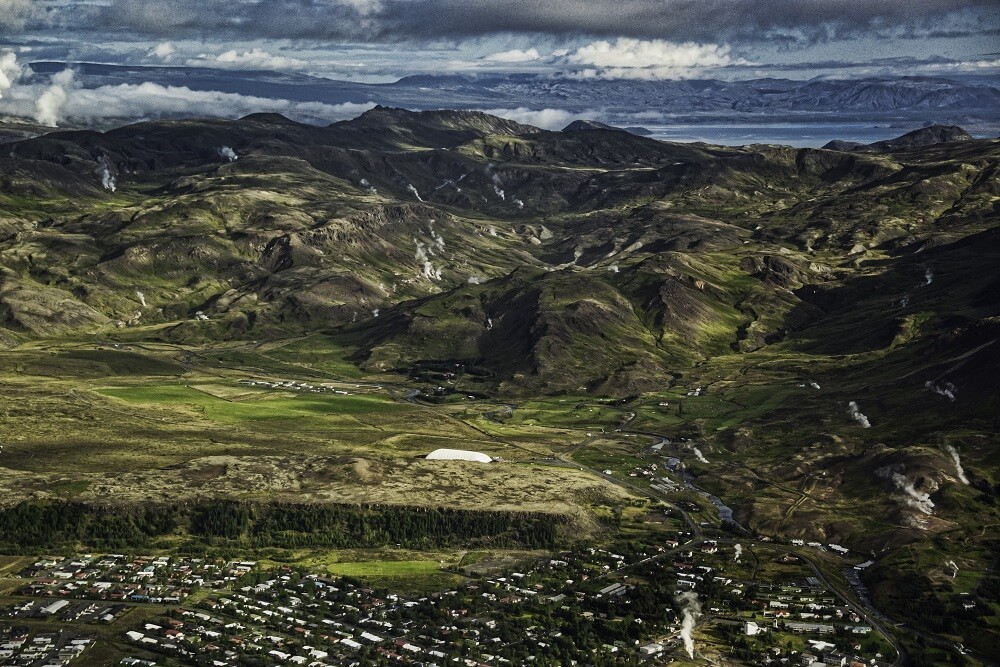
[733,544,742,562]
[692,447,708,464]
[406,184,424,202]
[218,146,238,161]
[135,291,146,307]
[925,380,957,402]
[95,158,117,192]
[434,173,467,191]
[422,262,442,280]
[944,445,969,485]
[372,308,380,318]
[429,227,445,250]
[877,465,934,515]
[468,276,483,284]
[924,268,933,285]
[486,163,506,201]
[945,560,959,579]
[847,401,871,428]
[35,68,75,127]
[0,51,23,99]
[675,591,701,659]
[607,264,619,273]
[414,239,429,263]
[488,225,498,237]
[414,239,440,278]
[514,198,524,209]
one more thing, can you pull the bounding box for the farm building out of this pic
[425,448,493,463]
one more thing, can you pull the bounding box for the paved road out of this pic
[792,549,907,667]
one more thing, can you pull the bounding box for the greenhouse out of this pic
[425,448,494,463]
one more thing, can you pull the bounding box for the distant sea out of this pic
[640,122,967,148]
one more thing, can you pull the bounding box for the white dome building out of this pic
[425,448,494,463]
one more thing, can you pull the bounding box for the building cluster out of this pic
[750,582,871,632]
[15,555,256,604]
[237,379,359,395]
[0,627,95,666]
[2,598,131,624]
[1,539,893,667]
[121,545,690,667]
[789,539,850,555]
[628,463,681,494]
[618,534,890,667]
[797,638,885,667]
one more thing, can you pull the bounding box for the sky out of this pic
[0,0,998,131]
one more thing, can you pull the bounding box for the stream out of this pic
[646,436,750,533]
[681,470,738,525]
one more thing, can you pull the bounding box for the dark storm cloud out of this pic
[51,0,999,44]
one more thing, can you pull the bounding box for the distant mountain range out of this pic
[23,62,1000,137]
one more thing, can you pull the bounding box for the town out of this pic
[0,537,896,666]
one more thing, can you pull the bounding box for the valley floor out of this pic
[0,334,996,666]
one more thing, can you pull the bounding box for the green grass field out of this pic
[99,383,404,422]
[325,559,445,577]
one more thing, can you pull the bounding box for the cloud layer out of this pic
[148,41,177,61]
[186,48,308,71]
[21,0,996,46]
[484,48,541,63]
[0,54,377,126]
[567,38,742,79]
[3,0,995,95]
[478,107,579,130]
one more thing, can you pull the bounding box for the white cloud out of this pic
[484,47,540,63]
[1,80,377,124]
[186,48,308,71]
[479,106,579,130]
[335,0,384,14]
[148,41,177,61]
[919,57,1000,72]
[566,37,741,80]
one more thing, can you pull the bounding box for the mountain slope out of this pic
[1,114,996,365]
[1,111,998,654]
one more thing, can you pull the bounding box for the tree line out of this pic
[0,499,565,552]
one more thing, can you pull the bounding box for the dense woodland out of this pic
[0,500,564,552]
